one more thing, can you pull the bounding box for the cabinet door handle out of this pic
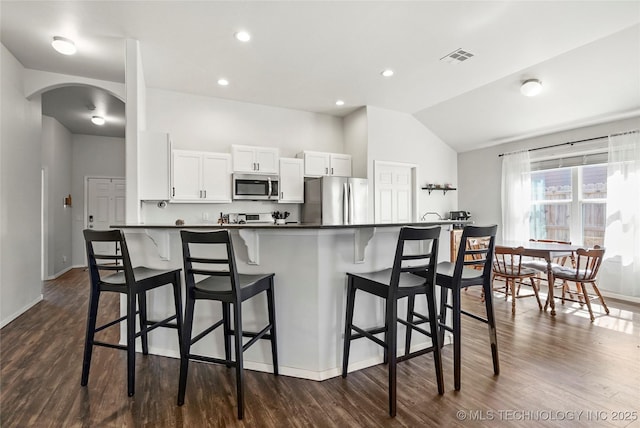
[281,191,284,199]
[257,163,260,171]
[172,187,175,197]
[325,167,328,174]
[203,190,206,198]
[331,167,334,175]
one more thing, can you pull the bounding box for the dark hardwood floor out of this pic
[1,269,639,427]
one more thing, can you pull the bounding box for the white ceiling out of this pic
[2,1,639,151]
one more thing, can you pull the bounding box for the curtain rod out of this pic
[497,130,638,158]
[497,136,606,158]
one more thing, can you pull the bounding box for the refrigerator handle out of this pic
[343,182,349,224]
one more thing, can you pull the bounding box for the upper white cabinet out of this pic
[298,151,352,177]
[278,158,304,203]
[171,150,231,203]
[232,145,279,174]
[139,131,171,200]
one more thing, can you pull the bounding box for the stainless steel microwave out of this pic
[232,174,279,200]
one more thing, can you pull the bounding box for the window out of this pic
[529,164,607,246]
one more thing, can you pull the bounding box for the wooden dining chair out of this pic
[492,246,542,315]
[551,246,609,322]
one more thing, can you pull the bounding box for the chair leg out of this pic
[137,291,149,355]
[266,282,279,375]
[172,274,184,350]
[387,297,397,417]
[530,277,543,310]
[509,279,517,315]
[223,302,232,368]
[405,295,415,356]
[342,277,356,378]
[81,287,100,387]
[591,282,610,314]
[177,295,196,406]
[383,298,389,365]
[482,281,500,377]
[126,290,137,397]
[579,281,596,322]
[452,288,462,391]
[438,286,448,351]
[233,302,245,420]
[426,284,444,395]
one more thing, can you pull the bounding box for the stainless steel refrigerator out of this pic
[302,176,369,225]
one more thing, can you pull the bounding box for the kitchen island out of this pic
[114,221,467,380]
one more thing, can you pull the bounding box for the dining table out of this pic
[496,240,583,316]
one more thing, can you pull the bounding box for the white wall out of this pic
[0,44,43,327]
[41,116,73,278]
[71,135,126,266]
[458,116,640,231]
[366,106,459,220]
[343,107,368,178]
[141,88,344,224]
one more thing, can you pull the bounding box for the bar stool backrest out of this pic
[83,229,134,286]
[453,225,498,283]
[180,230,240,298]
[389,226,441,296]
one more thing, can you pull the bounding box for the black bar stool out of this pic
[342,226,444,417]
[82,229,183,397]
[434,224,498,390]
[177,230,278,420]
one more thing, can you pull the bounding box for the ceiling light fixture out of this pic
[335,100,345,106]
[51,36,77,55]
[381,69,394,77]
[235,31,251,42]
[91,116,105,126]
[218,78,229,86]
[520,79,543,97]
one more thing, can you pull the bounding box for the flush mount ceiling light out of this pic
[520,79,543,97]
[234,31,251,42]
[335,100,345,106]
[217,78,229,86]
[51,36,77,55]
[91,116,105,126]
[381,69,394,77]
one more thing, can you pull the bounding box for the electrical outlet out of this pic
[62,255,67,263]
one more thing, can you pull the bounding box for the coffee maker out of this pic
[449,211,471,229]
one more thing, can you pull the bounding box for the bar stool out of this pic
[82,229,183,397]
[342,226,444,417]
[177,230,278,420]
[435,225,498,391]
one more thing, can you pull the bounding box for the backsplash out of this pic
[141,201,301,225]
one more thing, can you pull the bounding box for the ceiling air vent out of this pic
[440,48,474,64]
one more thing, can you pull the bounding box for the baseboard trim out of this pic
[0,295,44,328]
[46,266,74,280]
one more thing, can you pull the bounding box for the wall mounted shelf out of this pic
[422,185,457,195]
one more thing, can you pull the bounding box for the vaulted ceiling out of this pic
[2,1,639,152]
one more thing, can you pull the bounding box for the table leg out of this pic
[544,259,556,316]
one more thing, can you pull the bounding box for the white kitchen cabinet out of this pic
[171,150,231,203]
[278,158,304,203]
[298,151,352,177]
[139,131,171,200]
[231,145,279,174]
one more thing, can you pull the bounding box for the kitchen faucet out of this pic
[420,211,443,221]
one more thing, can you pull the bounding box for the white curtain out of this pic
[501,151,531,242]
[600,130,640,298]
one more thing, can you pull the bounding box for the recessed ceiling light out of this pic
[235,31,251,42]
[218,79,229,86]
[381,69,394,77]
[51,36,77,55]
[520,79,543,97]
[91,116,105,126]
[335,100,345,106]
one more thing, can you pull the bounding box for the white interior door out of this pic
[87,177,126,254]
[374,162,415,223]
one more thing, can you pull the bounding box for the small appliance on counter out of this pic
[228,212,274,224]
[449,210,471,229]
